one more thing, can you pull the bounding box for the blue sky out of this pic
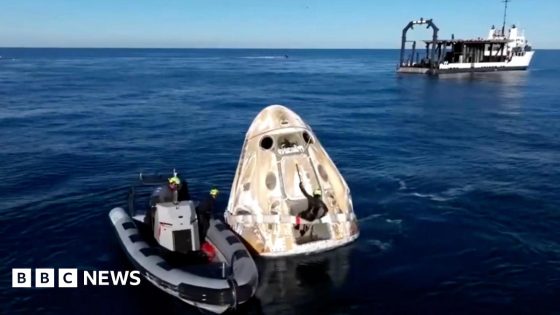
[1,0,558,48]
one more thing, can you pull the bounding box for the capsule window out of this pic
[302,132,314,144]
[235,208,251,215]
[265,172,277,190]
[318,164,329,181]
[260,136,273,150]
[278,133,300,149]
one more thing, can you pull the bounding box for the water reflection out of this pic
[253,247,352,314]
[396,70,530,115]
[439,70,527,82]
[438,71,529,101]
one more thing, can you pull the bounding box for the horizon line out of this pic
[0,46,398,50]
[1,46,559,50]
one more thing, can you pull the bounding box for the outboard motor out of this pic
[153,200,201,254]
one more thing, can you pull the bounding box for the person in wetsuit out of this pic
[196,187,219,243]
[177,175,190,201]
[295,182,328,235]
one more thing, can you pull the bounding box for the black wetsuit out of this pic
[196,195,214,242]
[298,183,328,221]
[178,180,190,201]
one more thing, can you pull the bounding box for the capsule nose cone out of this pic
[246,105,308,138]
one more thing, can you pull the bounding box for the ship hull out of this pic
[398,50,534,75]
[398,65,528,75]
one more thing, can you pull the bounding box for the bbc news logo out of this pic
[12,268,141,288]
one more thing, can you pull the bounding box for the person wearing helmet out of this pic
[168,175,180,188]
[145,173,186,229]
[149,174,183,205]
[196,186,219,243]
[295,181,329,236]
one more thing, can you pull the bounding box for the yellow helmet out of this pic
[210,187,219,197]
[168,176,181,185]
[313,189,322,196]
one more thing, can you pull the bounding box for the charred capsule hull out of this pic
[225,105,359,257]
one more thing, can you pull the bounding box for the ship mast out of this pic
[501,0,510,35]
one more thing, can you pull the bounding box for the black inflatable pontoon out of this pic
[109,174,258,314]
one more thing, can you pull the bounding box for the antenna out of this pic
[502,0,510,35]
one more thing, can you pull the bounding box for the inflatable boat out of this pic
[225,105,360,257]
[109,172,259,313]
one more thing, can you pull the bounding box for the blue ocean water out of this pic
[1,48,559,315]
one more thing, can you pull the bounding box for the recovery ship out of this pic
[397,1,534,74]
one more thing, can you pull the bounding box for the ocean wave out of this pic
[358,212,383,223]
[398,179,407,190]
[410,185,475,202]
[240,56,289,59]
[365,239,392,251]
